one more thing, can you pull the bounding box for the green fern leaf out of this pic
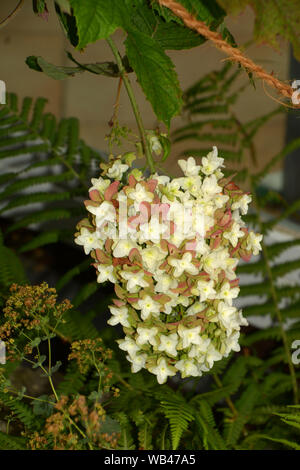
[160,393,195,450]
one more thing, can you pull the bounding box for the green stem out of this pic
[66,414,94,450]
[44,336,60,403]
[55,151,88,191]
[230,111,258,167]
[213,374,237,416]
[106,37,155,173]
[8,389,54,405]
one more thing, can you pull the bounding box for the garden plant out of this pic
[0,0,300,451]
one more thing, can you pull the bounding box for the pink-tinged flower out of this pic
[89,189,102,202]
[128,174,138,187]
[218,209,232,228]
[95,249,111,264]
[104,181,120,201]
[145,179,158,193]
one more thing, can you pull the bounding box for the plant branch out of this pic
[0,0,25,29]
[109,77,123,129]
[213,374,238,417]
[106,37,155,173]
[54,150,89,191]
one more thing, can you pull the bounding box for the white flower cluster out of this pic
[75,147,263,384]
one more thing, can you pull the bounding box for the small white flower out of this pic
[87,201,116,227]
[202,344,222,369]
[149,357,176,384]
[139,219,168,244]
[203,251,222,277]
[196,279,216,302]
[179,175,202,196]
[118,336,140,357]
[75,227,103,255]
[169,252,198,278]
[127,352,147,373]
[154,272,178,293]
[232,209,245,226]
[201,146,224,176]
[165,179,184,198]
[177,295,190,307]
[120,270,149,293]
[99,221,117,240]
[113,239,137,258]
[107,160,129,180]
[214,193,229,208]
[147,132,163,155]
[223,331,241,356]
[176,359,199,377]
[178,157,201,177]
[161,294,179,314]
[168,231,185,248]
[136,327,158,347]
[223,222,245,247]
[167,200,186,223]
[107,305,130,327]
[90,177,110,193]
[136,295,161,320]
[158,333,178,356]
[186,237,209,257]
[186,301,206,316]
[217,301,242,335]
[142,246,167,273]
[97,264,116,284]
[246,231,263,256]
[232,194,252,215]
[201,174,222,198]
[178,325,202,349]
[151,173,170,186]
[129,183,153,209]
[188,337,211,358]
[217,282,239,305]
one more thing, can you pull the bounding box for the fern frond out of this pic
[0,392,38,430]
[243,433,300,450]
[160,393,195,450]
[0,236,27,287]
[0,93,103,250]
[55,259,92,292]
[0,431,27,450]
[57,362,86,396]
[114,412,135,450]
[224,383,260,447]
[138,422,153,450]
[72,281,99,308]
[196,401,227,450]
[59,308,99,341]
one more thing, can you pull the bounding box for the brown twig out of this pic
[158,0,296,104]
